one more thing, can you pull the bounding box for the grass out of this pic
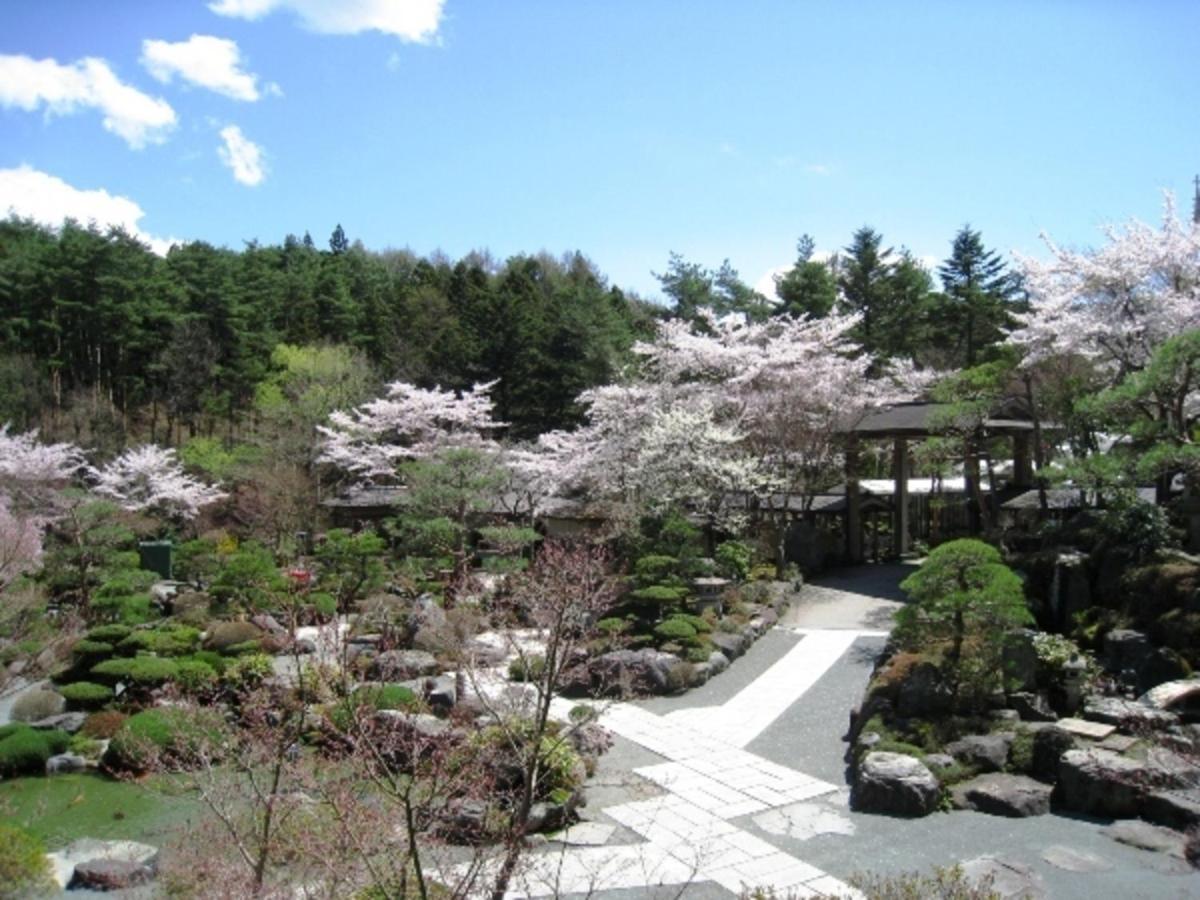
[0,773,197,849]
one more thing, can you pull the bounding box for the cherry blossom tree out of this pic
[318,380,505,479]
[92,444,226,520]
[1011,193,1200,378]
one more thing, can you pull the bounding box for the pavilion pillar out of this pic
[892,437,910,556]
[1013,431,1034,488]
[846,438,863,563]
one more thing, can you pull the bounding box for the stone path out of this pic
[502,619,892,899]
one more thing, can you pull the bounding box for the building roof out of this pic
[850,400,1038,438]
[1001,487,1157,511]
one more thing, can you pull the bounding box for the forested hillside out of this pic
[0,219,658,448]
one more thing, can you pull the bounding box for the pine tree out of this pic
[837,226,894,358]
[934,226,1023,367]
[774,235,837,319]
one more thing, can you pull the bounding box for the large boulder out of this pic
[369,649,439,681]
[960,855,1047,899]
[48,839,158,891]
[951,773,1052,817]
[1104,629,1153,678]
[1056,747,1190,819]
[709,631,747,660]
[71,858,155,890]
[46,753,87,775]
[1081,696,1177,731]
[945,733,1013,773]
[1143,788,1200,831]
[1137,647,1192,694]
[583,649,683,697]
[851,752,940,817]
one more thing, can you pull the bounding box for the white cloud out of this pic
[0,55,177,149]
[754,265,790,302]
[210,0,445,43]
[0,165,177,254]
[217,125,267,186]
[804,163,832,176]
[141,35,267,102]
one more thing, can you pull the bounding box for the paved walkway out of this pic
[497,571,908,900]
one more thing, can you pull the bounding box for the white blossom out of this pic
[92,444,225,519]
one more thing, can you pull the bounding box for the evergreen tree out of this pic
[328,224,349,255]
[933,226,1023,368]
[837,226,895,359]
[774,235,837,319]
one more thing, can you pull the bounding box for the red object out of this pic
[288,568,312,585]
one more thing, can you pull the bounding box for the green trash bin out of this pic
[138,540,173,580]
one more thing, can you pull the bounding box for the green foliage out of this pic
[653,511,703,559]
[354,684,420,712]
[478,525,540,553]
[0,726,68,775]
[178,436,261,481]
[208,542,286,610]
[1096,500,1177,564]
[10,689,65,722]
[653,618,698,643]
[174,659,219,693]
[58,682,115,710]
[508,655,546,682]
[315,528,387,610]
[847,864,1002,900]
[714,540,754,581]
[39,498,138,612]
[90,656,180,685]
[117,625,201,657]
[898,539,1032,706]
[774,235,837,319]
[630,585,688,605]
[220,652,273,688]
[106,707,227,772]
[0,824,55,899]
[86,624,133,643]
[633,555,680,587]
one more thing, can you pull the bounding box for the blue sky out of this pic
[1,1,1197,299]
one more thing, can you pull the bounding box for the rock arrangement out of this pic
[46,839,160,891]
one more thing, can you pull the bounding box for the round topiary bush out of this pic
[117,626,201,657]
[10,688,66,723]
[0,823,55,898]
[204,621,266,653]
[653,618,698,644]
[72,639,115,658]
[0,725,69,775]
[508,655,546,682]
[80,710,129,739]
[86,624,133,643]
[356,684,420,711]
[91,656,180,685]
[106,707,227,772]
[174,659,219,694]
[58,681,115,710]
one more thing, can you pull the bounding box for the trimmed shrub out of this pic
[80,710,129,739]
[174,659,219,693]
[118,626,201,657]
[106,707,227,772]
[0,726,69,775]
[59,681,115,710]
[222,639,263,657]
[0,824,55,899]
[86,624,133,643]
[190,649,227,673]
[633,555,679,586]
[10,689,66,722]
[654,618,698,643]
[220,652,273,689]
[204,621,266,653]
[72,639,115,658]
[630,585,688,605]
[91,656,180,685]
[714,540,754,581]
[671,613,712,634]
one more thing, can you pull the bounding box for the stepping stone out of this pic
[552,822,616,846]
[1097,733,1138,753]
[960,855,1046,899]
[752,802,856,841]
[1041,845,1113,872]
[1102,820,1187,858]
[1055,717,1115,740]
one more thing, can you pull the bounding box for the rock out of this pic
[1031,725,1076,780]
[31,711,88,733]
[1141,677,1200,713]
[945,733,1013,772]
[951,773,1052,817]
[462,639,508,667]
[294,638,317,655]
[759,608,779,629]
[1104,629,1153,678]
[585,649,681,697]
[443,798,488,842]
[250,613,286,635]
[707,650,730,675]
[896,661,953,717]
[989,709,1020,724]
[1137,647,1192,694]
[369,649,439,681]
[1008,691,1057,722]
[526,790,584,833]
[1055,717,1115,740]
[851,752,940,817]
[1002,630,1039,693]
[46,753,87,775]
[1056,747,1190,818]
[8,658,27,676]
[709,632,747,660]
[959,855,1046,899]
[923,753,956,771]
[855,731,882,755]
[553,822,616,846]
[71,858,155,890]
[48,840,158,891]
[425,674,457,711]
[1102,819,1188,858]
[1082,696,1177,731]
[1143,787,1200,830]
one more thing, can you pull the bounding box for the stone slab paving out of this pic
[528,631,868,899]
[663,630,861,747]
